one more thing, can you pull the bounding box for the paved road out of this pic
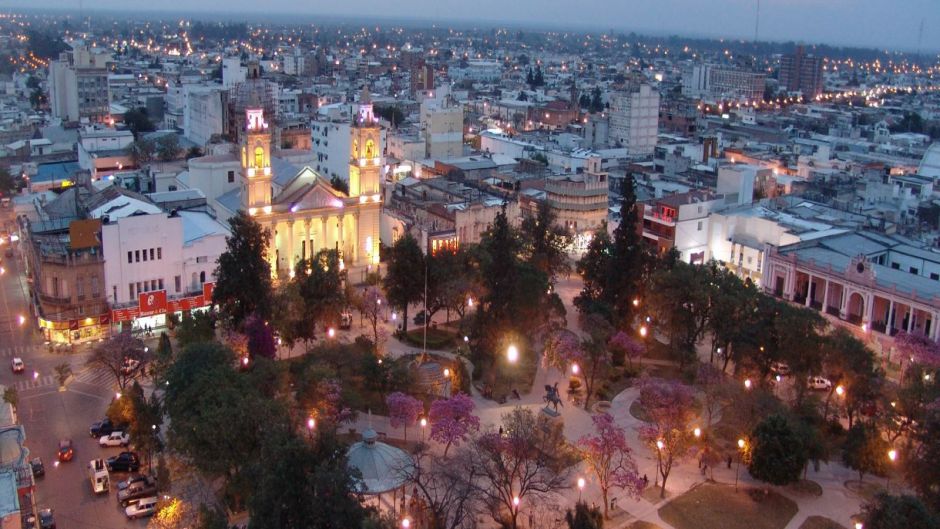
[0,210,148,529]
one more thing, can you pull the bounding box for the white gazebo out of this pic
[346,428,414,495]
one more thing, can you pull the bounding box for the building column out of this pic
[840,287,849,320]
[805,274,813,307]
[351,212,360,264]
[286,220,295,271]
[864,293,874,326]
[907,307,915,332]
[887,299,895,333]
[338,214,346,258]
[932,313,940,341]
[269,222,278,274]
[786,266,797,301]
[321,217,329,253]
[821,279,830,312]
[304,220,312,260]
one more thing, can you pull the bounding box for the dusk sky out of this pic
[12,0,940,52]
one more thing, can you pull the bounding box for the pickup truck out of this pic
[117,478,157,507]
[90,419,127,438]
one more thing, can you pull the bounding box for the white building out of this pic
[77,128,135,177]
[48,46,112,123]
[420,97,464,160]
[608,83,659,156]
[101,209,229,331]
[311,102,386,183]
[183,85,226,146]
[447,60,502,82]
[222,57,246,89]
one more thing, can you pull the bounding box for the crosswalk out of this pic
[0,345,44,358]
[10,367,116,392]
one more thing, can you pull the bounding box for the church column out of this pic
[352,212,360,265]
[321,217,329,253]
[286,220,295,271]
[304,220,312,260]
[269,222,278,274]
[339,214,346,258]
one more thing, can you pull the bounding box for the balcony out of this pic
[643,211,676,227]
[38,292,71,304]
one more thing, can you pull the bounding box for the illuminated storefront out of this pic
[111,283,214,333]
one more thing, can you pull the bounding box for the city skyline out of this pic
[7,0,940,53]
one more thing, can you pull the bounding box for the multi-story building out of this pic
[682,64,765,102]
[542,156,609,244]
[420,97,463,160]
[48,46,112,124]
[779,45,824,98]
[27,217,110,344]
[763,231,940,353]
[311,98,387,184]
[77,127,135,179]
[608,81,660,156]
[183,85,227,146]
[640,189,726,263]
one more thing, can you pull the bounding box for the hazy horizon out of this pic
[5,0,940,54]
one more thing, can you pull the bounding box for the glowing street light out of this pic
[512,496,520,508]
[17,315,25,326]
[744,379,752,390]
[735,438,746,492]
[632,298,640,307]
[307,417,316,431]
[115,392,122,400]
[836,385,845,397]
[888,449,897,461]
[443,368,451,378]
[327,327,336,338]
[693,427,702,438]
[571,363,580,375]
[507,344,519,363]
[401,518,411,529]
[577,477,585,501]
[639,325,648,338]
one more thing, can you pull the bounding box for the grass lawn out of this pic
[403,327,457,349]
[844,479,885,502]
[799,516,846,529]
[786,479,823,497]
[658,483,798,529]
[630,400,653,422]
[627,522,665,529]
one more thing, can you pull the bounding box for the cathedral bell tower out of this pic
[241,107,273,215]
[348,86,381,198]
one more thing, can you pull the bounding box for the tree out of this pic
[747,414,806,486]
[575,223,611,318]
[186,146,203,159]
[402,445,480,529]
[54,363,72,387]
[822,328,876,420]
[696,363,729,430]
[468,407,572,529]
[213,211,273,329]
[164,342,288,508]
[123,108,155,139]
[578,413,644,519]
[861,493,938,529]
[904,411,940,513]
[2,387,17,410]
[0,167,18,197]
[428,393,480,456]
[895,332,940,368]
[247,430,368,529]
[383,234,425,335]
[608,331,645,369]
[149,497,197,529]
[354,285,386,351]
[329,176,349,195]
[126,382,163,472]
[590,87,604,113]
[87,332,149,390]
[156,134,182,161]
[706,266,759,370]
[775,304,827,405]
[129,139,156,165]
[647,261,712,368]
[385,392,423,442]
[271,281,308,351]
[243,313,276,359]
[520,202,572,283]
[637,378,696,497]
[565,502,604,529]
[842,422,889,482]
[173,310,216,348]
[292,249,345,338]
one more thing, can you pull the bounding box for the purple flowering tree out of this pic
[386,391,424,441]
[316,379,354,427]
[578,413,645,519]
[895,331,940,368]
[609,330,646,369]
[636,378,697,498]
[429,393,480,456]
[243,313,276,359]
[542,330,584,371]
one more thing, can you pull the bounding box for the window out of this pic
[196,256,208,263]
[150,280,157,291]
[137,281,143,294]
[92,276,99,298]
[135,250,140,262]
[150,248,155,261]
[76,278,85,299]
[158,278,164,290]
[910,267,919,275]
[200,271,206,284]
[227,170,235,183]
[931,273,939,281]
[143,249,148,262]
[129,283,134,299]
[254,146,264,168]
[697,221,703,231]
[127,251,132,264]
[174,275,181,293]
[157,248,162,260]
[891,262,900,269]
[113,285,117,302]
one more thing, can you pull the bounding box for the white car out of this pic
[10,358,24,373]
[807,376,833,391]
[124,496,158,519]
[99,431,130,447]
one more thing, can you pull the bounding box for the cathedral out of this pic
[208,94,382,279]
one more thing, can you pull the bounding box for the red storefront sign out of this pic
[138,290,167,318]
[111,307,139,323]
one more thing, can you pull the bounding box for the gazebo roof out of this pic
[346,428,414,495]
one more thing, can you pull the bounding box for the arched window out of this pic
[254,146,264,168]
[364,139,375,159]
[199,271,206,284]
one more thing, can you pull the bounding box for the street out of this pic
[0,208,147,529]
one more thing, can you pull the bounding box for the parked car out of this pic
[30,457,44,478]
[118,480,158,507]
[807,376,833,391]
[57,439,74,462]
[10,357,24,373]
[117,474,150,491]
[125,496,159,519]
[99,431,130,447]
[107,452,140,472]
[90,418,126,438]
[770,362,791,376]
[38,509,55,529]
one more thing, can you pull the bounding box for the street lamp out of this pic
[507,344,519,364]
[571,363,580,375]
[420,417,427,442]
[17,315,25,326]
[639,325,648,338]
[693,427,701,438]
[401,518,411,529]
[654,439,664,487]
[887,449,897,491]
[735,438,746,492]
[328,327,336,338]
[577,477,585,501]
[307,417,316,431]
[744,378,752,390]
[836,385,845,397]
[633,298,640,307]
